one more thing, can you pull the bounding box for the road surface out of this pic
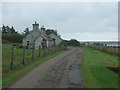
[10,48,86,88]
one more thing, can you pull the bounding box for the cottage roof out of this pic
[41,33,52,41]
[23,28,58,42]
[27,29,52,41]
[49,32,63,40]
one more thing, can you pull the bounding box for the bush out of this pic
[2,33,25,43]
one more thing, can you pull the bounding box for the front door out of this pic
[27,41,29,48]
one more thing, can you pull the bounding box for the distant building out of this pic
[82,42,89,46]
[22,21,62,49]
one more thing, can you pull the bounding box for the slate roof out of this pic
[23,29,61,42]
[39,30,52,41]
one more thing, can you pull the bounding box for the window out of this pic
[27,41,29,46]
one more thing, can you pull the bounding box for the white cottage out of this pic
[22,22,52,49]
[22,22,62,49]
[49,33,63,46]
[35,32,53,49]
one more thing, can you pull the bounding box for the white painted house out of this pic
[22,22,62,49]
[49,33,62,45]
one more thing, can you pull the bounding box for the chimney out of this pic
[32,21,39,31]
[41,25,45,31]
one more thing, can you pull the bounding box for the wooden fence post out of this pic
[55,46,57,52]
[39,45,41,57]
[50,46,52,54]
[53,46,55,53]
[10,45,14,70]
[32,41,35,61]
[44,47,46,56]
[59,45,61,51]
[22,48,25,65]
[48,47,49,55]
[57,45,59,51]
[47,47,49,55]
[46,47,48,55]
[43,47,45,57]
[42,47,44,57]
[51,46,53,53]
[32,47,34,61]
[54,46,55,53]
[56,45,58,52]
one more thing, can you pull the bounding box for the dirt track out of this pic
[10,48,85,88]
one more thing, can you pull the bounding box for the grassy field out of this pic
[2,44,24,74]
[2,43,65,88]
[88,44,120,56]
[2,44,59,75]
[82,47,119,88]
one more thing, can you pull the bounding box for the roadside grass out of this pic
[2,43,65,88]
[2,50,65,88]
[2,44,58,75]
[82,47,119,88]
[2,44,25,74]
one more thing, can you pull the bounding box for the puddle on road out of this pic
[68,64,85,88]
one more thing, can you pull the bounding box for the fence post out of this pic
[57,45,59,51]
[49,46,51,54]
[54,46,56,53]
[47,47,49,55]
[58,45,60,51]
[41,47,44,57]
[56,45,58,52]
[45,47,48,56]
[32,47,34,61]
[10,45,14,70]
[39,45,41,57]
[32,41,35,61]
[55,46,57,52]
[44,47,46,56]
[47,46,49,55]
[43,47,45,57]
[22,48,25,65]
[53,46,54,53]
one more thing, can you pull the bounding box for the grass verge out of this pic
[81,47,118,88]
[2,50,65,88]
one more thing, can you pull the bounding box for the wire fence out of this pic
[3,44,65,76]
[88,44,120,56]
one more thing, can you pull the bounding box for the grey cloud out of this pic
[2,2,118,41]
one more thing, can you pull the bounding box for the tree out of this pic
[45,29,57,35]
[69,39,80,46]
[2,25,17,34]
[60,40,68,46]
[2,25,7,33]
[6,26,11,33]
[41,25,45,31]
[2,33,24,43]
[10,26,16,33]
[60,39,80,47]
[2,25,24,43]
[22,28,30,35]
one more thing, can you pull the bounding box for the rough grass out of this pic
[82,47,119,88]
[2,49,65,88]
[2,44,56,75]
[2,44,65,88]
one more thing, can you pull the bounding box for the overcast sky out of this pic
[2,2,118,41]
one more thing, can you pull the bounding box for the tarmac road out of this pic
[10,48,86,88]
